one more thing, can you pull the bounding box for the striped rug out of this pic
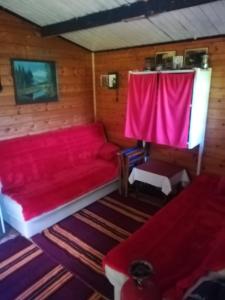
[0,236,104,300]
[33,192,160,299]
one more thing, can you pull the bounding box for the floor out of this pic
[0,222,19,245]
[0,186,165,299]
[0,187,165,246]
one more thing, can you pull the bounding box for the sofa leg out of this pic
[114,285,122,300]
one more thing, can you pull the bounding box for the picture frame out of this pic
[100,72,119,89]
[184,48,208,68]
[11,58,58,105]
[155,51,176,69]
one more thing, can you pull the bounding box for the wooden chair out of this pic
[118,147,145,197]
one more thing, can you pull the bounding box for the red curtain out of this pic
[125,72,195,148]
[154,72,194,148]
[124,73,158,140]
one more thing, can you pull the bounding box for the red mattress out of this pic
[0,123,119,220]
[103,175,225,299]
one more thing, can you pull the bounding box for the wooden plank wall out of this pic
[95,38,225,176]
[0,10,93,140]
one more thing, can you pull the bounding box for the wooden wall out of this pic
[0,10,93,140]
[1,9,225,176]
[95,38,225,176]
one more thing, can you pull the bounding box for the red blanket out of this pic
[103,175,225,299]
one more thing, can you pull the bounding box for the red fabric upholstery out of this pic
[97,142,119,161]
[103,175,225,300]
[216,176,225,196]
[0,123,119,220]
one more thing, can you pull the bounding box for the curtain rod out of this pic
[129,69,196,74]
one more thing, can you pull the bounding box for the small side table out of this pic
[129,160,190,196]
[0,195,6,234]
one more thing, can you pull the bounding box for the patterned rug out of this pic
[0,236,103,300]
[33,192,160,299]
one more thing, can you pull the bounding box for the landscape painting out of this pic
[11,59,58,104]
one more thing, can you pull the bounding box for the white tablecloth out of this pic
[129,167,190,195]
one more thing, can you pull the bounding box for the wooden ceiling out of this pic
[0,0,224,51]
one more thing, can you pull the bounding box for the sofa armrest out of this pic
[98,143,120,161]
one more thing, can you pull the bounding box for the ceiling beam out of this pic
[41,0,218,37]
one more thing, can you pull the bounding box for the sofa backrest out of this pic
[0,123,106,192]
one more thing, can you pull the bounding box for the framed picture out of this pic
[11,58,58,104]
[184,48,208,68]
[100,72,118,89]
[155,51,176,69]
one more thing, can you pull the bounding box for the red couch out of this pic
[104,175,225,300]
[0,123,119,236]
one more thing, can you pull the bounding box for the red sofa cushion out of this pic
[0,123,119,220]
[97,142,119,161]
[6,159,118,220]
[216,176,225,195]
[103,175,225,299]
[0,123,106,191]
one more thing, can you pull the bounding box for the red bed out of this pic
[104,175,225,299]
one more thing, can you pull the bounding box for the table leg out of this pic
[134,181,139,199]
[124,163,129,198]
